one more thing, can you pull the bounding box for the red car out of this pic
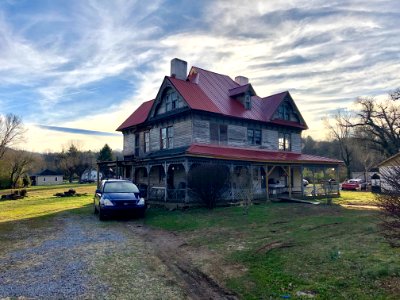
[341,179,367,191]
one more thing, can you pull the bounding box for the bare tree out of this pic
[8,150,34,188]
[0,114,25,160]
[58,143,93,183]
[188,164,230,209]
[350,94,400,157]
[325,110,354,179]
[235,167,253,215]
[377,158,400,247]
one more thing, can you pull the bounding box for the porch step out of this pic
[278,196,320,205]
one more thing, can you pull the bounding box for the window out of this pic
[144,131,150,153]
[135,133,140,156]
[278,132,291,151]
[164,90,180,112]
[248,129,261,145]
[210,123,227,144]
[55,177,58,181]
[245,94,251,110]
[278,103,292,120]
[160,126,173,149]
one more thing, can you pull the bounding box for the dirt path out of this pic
[128,224,238,300]
[0,213,238,299]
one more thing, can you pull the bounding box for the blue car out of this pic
[94,179,146,220]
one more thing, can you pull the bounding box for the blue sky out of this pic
[0,0,399,152]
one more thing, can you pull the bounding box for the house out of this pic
[80,168,102,183]
[33,169,63,186]
[106,58,343,204]
[377,152,400,192]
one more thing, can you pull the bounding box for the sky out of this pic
[0,0,399,153]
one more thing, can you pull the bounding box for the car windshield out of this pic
[103,181,139,193]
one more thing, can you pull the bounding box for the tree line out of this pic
[0,114,117,188]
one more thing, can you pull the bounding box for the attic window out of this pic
[278,103,292,120]
[245,94,251,110]
[164,90,181,112]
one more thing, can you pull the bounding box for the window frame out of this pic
[210,123,228,144]
[247,128,261,145]
[278,132,291,151]
[144,131,150,153]
[160,126,173,149]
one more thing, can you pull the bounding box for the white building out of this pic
[34,169,63,186]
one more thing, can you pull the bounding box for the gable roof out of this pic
[36,169,62,176]
[117,65,308,131]
[186,144,343,165]
[228,83,256,97]
[378,152,400,167]
[116,99,154,131]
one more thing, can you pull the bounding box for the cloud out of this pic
[38,125,119,136]
[1,0,400,152]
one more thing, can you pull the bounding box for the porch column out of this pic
[184,158,189,203]
[288,166,292,198]
[312,167,316,200]
[164,162,167,202]
[147,165,151,200]
[301,166,304,198]
[265,165,276,202]
[230,164,235,201]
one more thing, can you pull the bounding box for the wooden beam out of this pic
[288,166,292,198]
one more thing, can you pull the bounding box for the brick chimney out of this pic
[235,76,249,86]
[171,58,187,80]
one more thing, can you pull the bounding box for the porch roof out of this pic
[186,144,343,165]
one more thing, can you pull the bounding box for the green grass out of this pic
[0,184,95,222]
[335,190,378,206]
[1,186,398,299]
[145,201,400,299]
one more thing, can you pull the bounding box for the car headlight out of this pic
[100,198,114,206]
[138,197,145,205]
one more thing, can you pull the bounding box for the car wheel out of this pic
[99,207,107,221]
[94,202,98,214]
[136,209,146,218]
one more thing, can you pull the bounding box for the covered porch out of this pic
[98,155,342,206]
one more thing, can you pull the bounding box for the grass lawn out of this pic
[1,185,399,299]
[0,184,95,223]
[145,193,400,299]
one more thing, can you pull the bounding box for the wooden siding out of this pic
[150,127,161,152]
[123,132,135,156]
[123,113,304,158]
[291,133,301,153]
[228,125,247,146]
[262,129,278,150]
[174,118,193,147]
[192,119,210,144]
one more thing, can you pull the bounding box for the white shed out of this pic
[34,169,63,186]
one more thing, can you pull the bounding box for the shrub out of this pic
[20,189,27,197]
[188,164,230,209]
[377,161,400,247]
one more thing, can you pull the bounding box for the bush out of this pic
[377,161,400,247]
[20,189,27,197]
[188,164,230,209]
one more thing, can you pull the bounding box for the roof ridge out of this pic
[192,66,238,82]
[262,90,288,99]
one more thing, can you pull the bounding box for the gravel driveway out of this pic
[0,212,237,299]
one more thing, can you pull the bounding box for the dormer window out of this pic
[245,94,251,110]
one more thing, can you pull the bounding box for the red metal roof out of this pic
[117,65,308,130]
[228,83,254,97]
[186,144,343,165]
[116,99,154,131]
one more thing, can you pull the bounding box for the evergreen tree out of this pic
[97,144,113,162]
